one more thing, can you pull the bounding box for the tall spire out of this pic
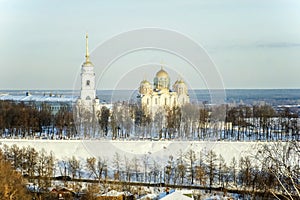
[84,33,93,66]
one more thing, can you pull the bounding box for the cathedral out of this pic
[76,34,189,119]
[139,68,189,115]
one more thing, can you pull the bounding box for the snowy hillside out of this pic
[0,139,259,165]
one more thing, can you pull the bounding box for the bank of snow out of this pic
[0,139,263,165]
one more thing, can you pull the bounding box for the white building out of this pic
[139,67,189,115]
[76,34,100,115]
[76,34,189,118]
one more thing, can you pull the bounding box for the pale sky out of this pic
[0,0,300,90]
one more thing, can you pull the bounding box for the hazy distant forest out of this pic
[0,100,299,141]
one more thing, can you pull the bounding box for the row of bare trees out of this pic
[95,102,299,141]
[0,100,299,141]
[1,144,55,190]
[1,142,299,199]
[226,105,299,141]
[0,100,75,138]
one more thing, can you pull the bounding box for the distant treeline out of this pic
[0,100,299,141]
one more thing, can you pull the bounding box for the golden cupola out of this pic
[173,78,188,95]
[139,79,152,95]
[154,67,170,90]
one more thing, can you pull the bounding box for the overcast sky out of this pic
[0,0,300,90]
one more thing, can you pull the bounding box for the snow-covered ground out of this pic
[0,139,261,165]
[2,138,282,200]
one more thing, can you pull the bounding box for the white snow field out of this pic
[0,139,261,165]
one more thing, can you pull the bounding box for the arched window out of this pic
[86,80,90,86]
[86,96,91,100]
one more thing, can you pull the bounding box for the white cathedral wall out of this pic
[177,94,189,106]
[159,93,168,107]
[170,95,177,108]
[141,92,184,116]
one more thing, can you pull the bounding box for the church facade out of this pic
[139,68,189,115]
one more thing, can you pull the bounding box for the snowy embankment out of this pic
[0,139,262,164]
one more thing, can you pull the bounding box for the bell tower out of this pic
[79,33,97,110]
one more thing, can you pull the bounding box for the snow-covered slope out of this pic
[0,139,259,165]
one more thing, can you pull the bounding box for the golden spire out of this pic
[85,33,90,62]
[84,33,93,66]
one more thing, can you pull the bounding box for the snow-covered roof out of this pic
[138,193,158,200]
[0,94,77,103]
[101,190,132,197]
[160,191,193,200]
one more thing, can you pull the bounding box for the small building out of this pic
[49,187,76,199]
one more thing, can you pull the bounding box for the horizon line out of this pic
[1,88,300,91]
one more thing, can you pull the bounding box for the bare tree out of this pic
[185,149,196,184]
[176,150,186,184]
[218,154,227,187]
[154,110,164,139]
[112,152,122,181]
[68,156,80,179]
[256,141,300,199]
[124,155,132,182]
[166,106,181,139]
[198,107,209,139]
[8,144,22,170]
[22,146,38,181]
[165,155,174,184]
[132,156,140,182]
[181,104,199,139]
[195,165,207,185]
[142,154,149,182]
[97,106,110,137]
[239,156,252,189]
[36,149,55,189]
[195,150,206,185]
[206,150,217,192]
[86,156,107,181]
[230,156,237,187]
[110,112,117,139]
[150,160,160,183]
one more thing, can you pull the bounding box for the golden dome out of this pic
[156,68,169,78]
[178,79,185,84]
[140,79,150,85]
